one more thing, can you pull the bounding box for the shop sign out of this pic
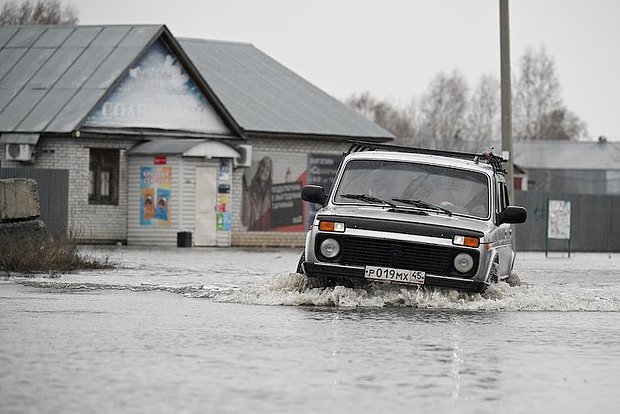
[84,40,230,135]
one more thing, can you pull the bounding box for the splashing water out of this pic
[15,271,620,312]
[212,272,620,311]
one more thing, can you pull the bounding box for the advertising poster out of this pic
[241,151,342,232]
[140,166,172,226]
[306,153,343,228]
[216,159,232,232]
[241,153,307,232]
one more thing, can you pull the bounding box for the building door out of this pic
[194,166,217,246]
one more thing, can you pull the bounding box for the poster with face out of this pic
[242,152,306,232]
[241,151,342,232]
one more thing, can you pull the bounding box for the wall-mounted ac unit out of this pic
[234,144,252,168]
[5,143,34,162]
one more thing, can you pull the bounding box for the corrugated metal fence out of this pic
[0,168,68,237]
[514,191,620,252]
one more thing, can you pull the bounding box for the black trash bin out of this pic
[177,231,192,247]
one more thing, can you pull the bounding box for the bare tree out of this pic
[346,92,417,146]
[463,74,500,151]
[418,70,468,150]
[0,0,77,25]
[538,108,588,141]
[513,44,587,140]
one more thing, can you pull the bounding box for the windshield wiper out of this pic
[392,198,453,216]
[340,193,398,208]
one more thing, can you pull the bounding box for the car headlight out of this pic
[320,238,341,259]
[454,253,474,273]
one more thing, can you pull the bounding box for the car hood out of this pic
[316,205,495,236]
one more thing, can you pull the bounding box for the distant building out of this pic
[0,25,393,246]
[514,140,620,195]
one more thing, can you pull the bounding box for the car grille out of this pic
[321,236,479,278]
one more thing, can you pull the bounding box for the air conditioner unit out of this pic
[234,144,252,168]
[5,143,34,162]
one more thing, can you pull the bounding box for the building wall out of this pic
[1,136,138,242]
[231,137,348,247]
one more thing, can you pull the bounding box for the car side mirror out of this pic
[301,185,327,205]
[498,206,527,224]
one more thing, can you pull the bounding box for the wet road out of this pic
[1,248,620,413]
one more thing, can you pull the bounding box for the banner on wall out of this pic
[217,159,232,231]
[241,151,342,232]
[140,166,172,226]
[306,153,343,228]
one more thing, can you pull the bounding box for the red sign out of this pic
[154,156,167,165]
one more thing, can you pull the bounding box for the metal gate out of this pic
[514,191,620,252]
[0,168,69,237]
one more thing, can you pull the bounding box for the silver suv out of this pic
[298,142,527,293]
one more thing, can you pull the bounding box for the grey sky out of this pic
[71,0,619,141]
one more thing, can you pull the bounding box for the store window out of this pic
[89,148,119,205]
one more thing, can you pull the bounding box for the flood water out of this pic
[1,247,620,413]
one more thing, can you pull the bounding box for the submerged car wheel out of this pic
[489,259,500,284]
[296,253,306,274]
[296,253,333,288]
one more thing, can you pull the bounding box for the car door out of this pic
[495,180,513,276]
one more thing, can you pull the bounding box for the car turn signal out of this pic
[453,235,480,248]
[319,221,345,232]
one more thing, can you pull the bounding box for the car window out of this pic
[334,159,490,218]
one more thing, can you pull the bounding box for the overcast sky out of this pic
[72,0,619,141]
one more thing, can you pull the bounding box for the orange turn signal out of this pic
[453,235,480,248]
[318,221,345,232]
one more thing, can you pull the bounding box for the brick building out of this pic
[0,24,392,246]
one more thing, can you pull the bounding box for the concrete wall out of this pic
[0,178,47,241]
[0,178,40,221]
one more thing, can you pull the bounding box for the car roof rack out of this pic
[346,140,507,174]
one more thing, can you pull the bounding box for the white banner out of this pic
[547,200,571,239]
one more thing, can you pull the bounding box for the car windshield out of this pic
[333,159,490,219]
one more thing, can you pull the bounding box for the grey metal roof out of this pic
[0,132,39,144]
[0,25,393,141]
[514,140,620,170]
[179,38,394,140]
[0,25,163,134]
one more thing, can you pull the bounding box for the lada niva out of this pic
[298,142,527,293]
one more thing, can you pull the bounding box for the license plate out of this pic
[364,266,425,285]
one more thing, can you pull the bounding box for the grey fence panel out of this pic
[0,168,68,237]
[514,191,620,252]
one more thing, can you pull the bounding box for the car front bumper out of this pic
[303,261,488,293]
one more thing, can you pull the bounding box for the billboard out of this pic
[241,152,342,232]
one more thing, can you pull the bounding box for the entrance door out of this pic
[194,166,217,246]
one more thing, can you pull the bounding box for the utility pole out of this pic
[500,0,514,202]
